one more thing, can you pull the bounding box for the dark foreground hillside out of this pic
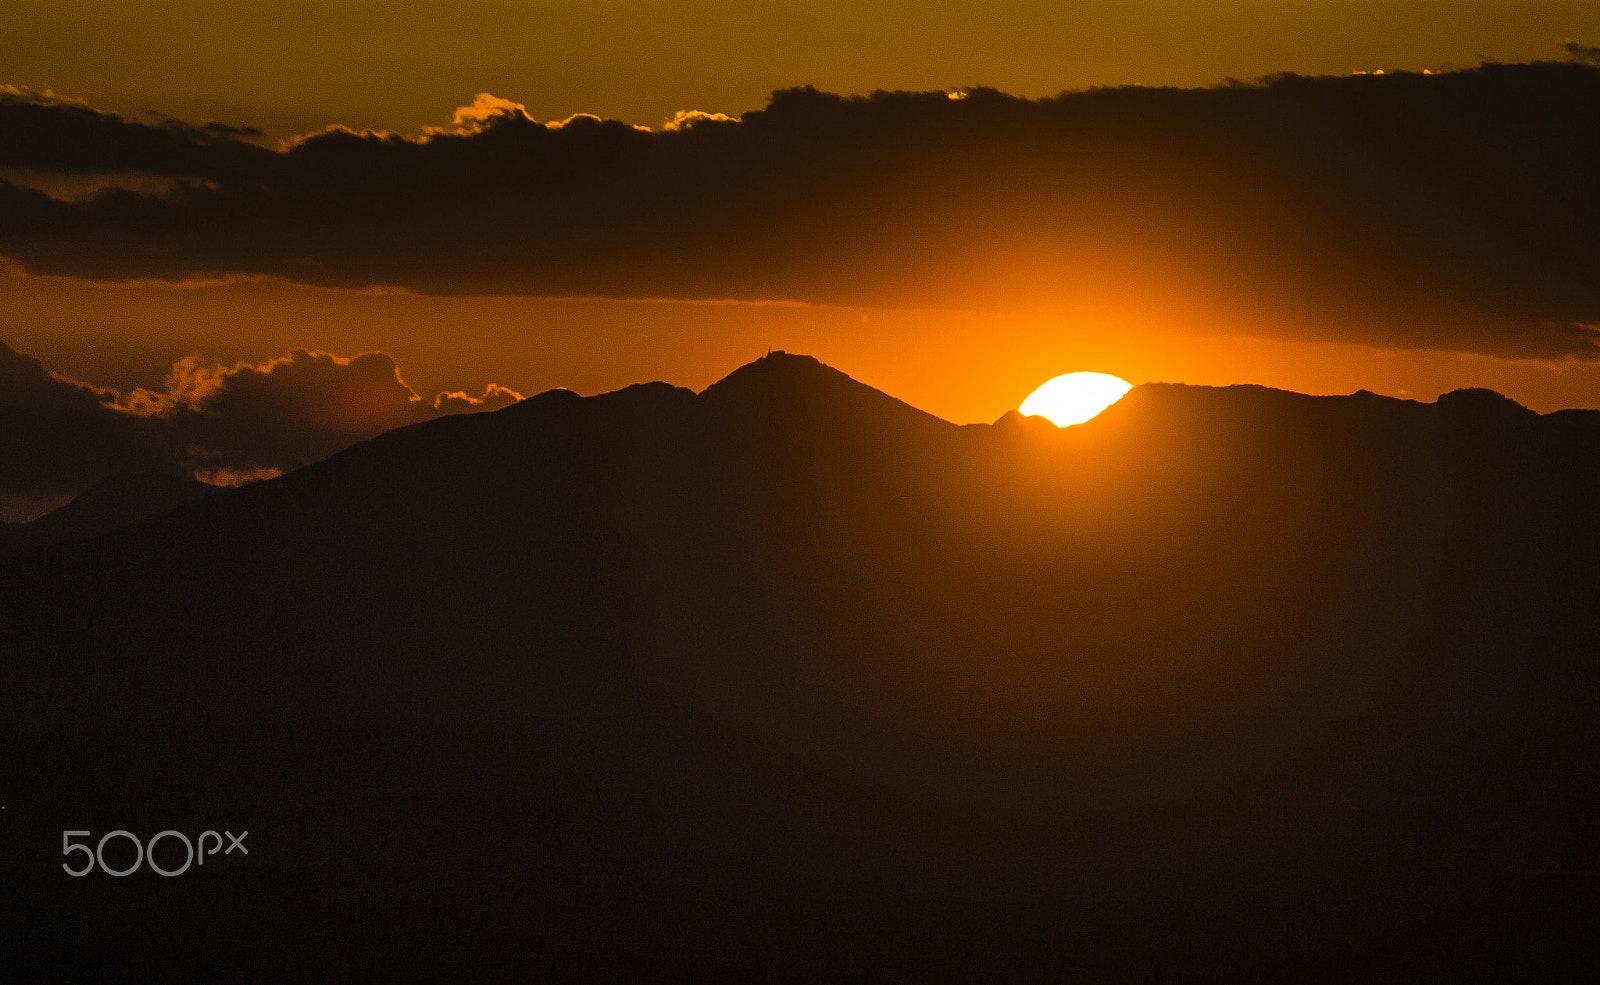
[4,353,1599,981]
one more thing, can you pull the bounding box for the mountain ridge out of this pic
[5,352,1598,718]
[5,351,1600,980]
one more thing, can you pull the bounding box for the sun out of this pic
[1019,372,1133,427]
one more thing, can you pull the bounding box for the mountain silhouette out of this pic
[4,353,1599,982]
[0,469,218,560]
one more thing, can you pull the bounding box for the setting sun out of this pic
[6,12,1600,977]
[1019,371,1133,426]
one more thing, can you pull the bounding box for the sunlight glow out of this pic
[1019,371,1132,426]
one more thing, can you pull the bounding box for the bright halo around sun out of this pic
[1019,372,1133,427]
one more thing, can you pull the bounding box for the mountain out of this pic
[0,469,219,560]
[4,353,1599,982]
[0,339,172,497]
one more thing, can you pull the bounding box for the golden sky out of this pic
[7,266,1600,427]
[3,4,1600,513]
[5,1,1596,136]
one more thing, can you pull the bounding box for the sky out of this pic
[7,1,1599,138]
[3,3,1600,515]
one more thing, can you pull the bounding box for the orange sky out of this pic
[6,266,1598,424]
[4,13,1600,436]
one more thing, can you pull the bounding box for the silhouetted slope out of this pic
[0,470,218,560]
[700,350,955,444]
[0,339,171,496]
[4,355,1599,982]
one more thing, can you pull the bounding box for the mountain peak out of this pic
[1435,386,1537,421]
[990,408,1063,432]
[700,350,846,393]
[699,352,953,437]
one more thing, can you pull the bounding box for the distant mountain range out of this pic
[5,353,1599,981]
[0,470,219,560]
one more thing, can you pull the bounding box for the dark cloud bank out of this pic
[0,340,518,499]
[3,62,1600,359]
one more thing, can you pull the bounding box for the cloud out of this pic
[660,110,737,131]
[1,64,1599,359]
[431,384,524,414]
[448,93,534,131]
[156,349,439,473]
[0,340,175,498]
[0,341,521,499]
[0,86,275,178]
[1565,41,1600,66]
[151,349,524,474]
